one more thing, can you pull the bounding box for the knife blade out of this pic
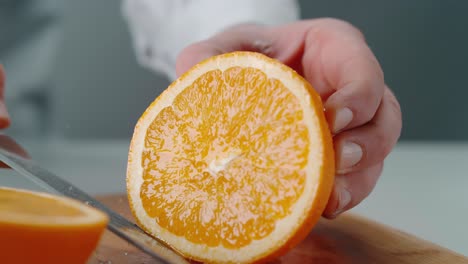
[0,140,189,264]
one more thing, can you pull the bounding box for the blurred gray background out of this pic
[1,0,467,140]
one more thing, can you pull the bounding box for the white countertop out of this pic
[1,139,467,256]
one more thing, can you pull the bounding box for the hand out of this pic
[0,65,11,129]
[176,18,402,218]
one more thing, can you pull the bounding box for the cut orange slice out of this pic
[0,187,108,264]
[127,51,334,263]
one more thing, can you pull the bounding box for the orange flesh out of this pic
[0,188,108,264]
[0,190,82,218]
[140,67,310,248]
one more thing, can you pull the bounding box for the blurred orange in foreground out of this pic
[0,187,108,264]
[127,52,335,263]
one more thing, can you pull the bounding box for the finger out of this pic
[334,87,402,174]
[0,65,11,129]
[323,162,383,218]
[299,19,385,133]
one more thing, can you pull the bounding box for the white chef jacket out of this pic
[122,0,300,80]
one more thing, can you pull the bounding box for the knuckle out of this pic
[360,79,383,109]
[384,87,403,138]
[314,18,365,40]
[386,87,403,120]
[177,42,199,59]
[370,122,393,160]
[373,161,385,178]
[380,134,394,159]
[362,163,383,197]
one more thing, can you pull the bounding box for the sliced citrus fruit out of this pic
[127,51,334,263]
[0,187,108,264]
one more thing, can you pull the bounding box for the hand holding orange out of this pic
[177,20,402,219]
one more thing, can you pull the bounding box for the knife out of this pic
[0,136,189,264]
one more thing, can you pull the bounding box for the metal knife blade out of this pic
[0,141,189,264]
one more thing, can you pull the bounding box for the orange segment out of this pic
[127,51,334,263]
[0,187,108,264]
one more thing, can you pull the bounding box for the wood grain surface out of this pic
[88,195,468,264]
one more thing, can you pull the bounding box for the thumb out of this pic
[175,24,274,77]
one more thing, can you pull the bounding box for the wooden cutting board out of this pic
[88,194,467,264]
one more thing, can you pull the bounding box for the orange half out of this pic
[127,51,334,263]
[0,187,108,264]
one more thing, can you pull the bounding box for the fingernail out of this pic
[337,141,363,173]
[333,186,351,217]
[333,107,353,133]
